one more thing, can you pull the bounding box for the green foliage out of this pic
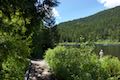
[0,0,59,79]
[0,34,30,79]
[31,26,59,58]
[0,0,59,58]
[100,56,120,80]
[95,40,120,45]
[45,46,120,80]
[2,55,28,80]
[58,6,120,42]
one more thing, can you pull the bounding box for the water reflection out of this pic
[95,44,120,58]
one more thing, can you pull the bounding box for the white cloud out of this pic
[52,8,61,19]
[97,0,120,8]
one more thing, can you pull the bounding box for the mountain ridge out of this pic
[59,6,120,25]
[57,6,120,42]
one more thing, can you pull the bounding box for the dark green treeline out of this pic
[58,6,120,42]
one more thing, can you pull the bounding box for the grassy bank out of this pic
[58,40,120,46]
[95,40,120,45]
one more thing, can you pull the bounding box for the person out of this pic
[99,49,104,58]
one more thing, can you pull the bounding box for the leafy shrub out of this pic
[45,46,120,80]
[2,55,29,80]
[0,35,30,80]
[100,56,120,80]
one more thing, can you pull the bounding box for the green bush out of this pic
[2,55,29,80]
[0,35,30,80]
[45,46,120,80]
[100,56,120,80]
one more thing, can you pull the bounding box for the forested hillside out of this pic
[58,6,120,42]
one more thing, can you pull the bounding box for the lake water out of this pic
[95,44,120,58]
[61,43,120,58]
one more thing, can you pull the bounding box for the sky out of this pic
[53,0,120,24]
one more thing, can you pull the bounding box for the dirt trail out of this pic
[25,60,57,80]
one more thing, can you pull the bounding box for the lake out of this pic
[95,44,120,58]
[60,43,120,58]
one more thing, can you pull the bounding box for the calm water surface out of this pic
[61,43,120,58]
[95,44,120,58]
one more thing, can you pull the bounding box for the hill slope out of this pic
[58,6,120,42]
